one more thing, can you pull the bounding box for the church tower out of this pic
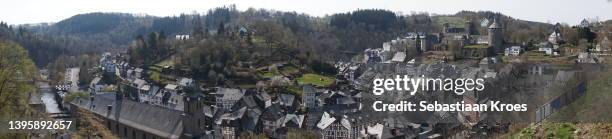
[182,93,206,138]
[488,18,504,53]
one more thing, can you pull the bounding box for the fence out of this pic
[535,81,586,122]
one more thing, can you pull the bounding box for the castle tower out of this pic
[420,34,429,52]
[488,18,504,53]
[465,20,472,36]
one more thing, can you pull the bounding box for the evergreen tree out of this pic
[217,21,225,35]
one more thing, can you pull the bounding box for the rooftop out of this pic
[70,94,183,139]
[165,84,178,90]
[217,88,244,100]
[316,112,336,129]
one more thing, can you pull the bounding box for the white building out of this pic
[175,35,190,40]
[505,46,522,56]
[538,42,554,55]
[215,88,244,111]
[579,19,590,28]
[100,52,116,73]
[548,31,563,48]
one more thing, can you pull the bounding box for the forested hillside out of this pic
[22,7,558,57]
[2,6,566,78]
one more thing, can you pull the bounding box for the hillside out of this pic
[5,8,561,70]
[24,9,555,49]
[29,13,192,47]
[507,60,612,138]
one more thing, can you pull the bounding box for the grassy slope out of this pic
[296,73,335,87]
[507,60,612,138]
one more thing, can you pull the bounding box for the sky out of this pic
[1,0,612,25]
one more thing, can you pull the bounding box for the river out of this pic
[37,81,63,114]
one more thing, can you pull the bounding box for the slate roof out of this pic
[337,96,356,105]
[135,68,144,73]
[217,88,244,100]
[140,85,151,91]
[282,114,305,128]
[165,84,179,90]
[339,118,352,131]
[278,94,295,107]
[353,92,362,98]
[363,123,384,139]
[133,79,147,88]
[70,94,183,139]
[214,107,247,125]
[243,95,258,108]
[317,90,335,100]
[148,85,160,96]
[303,84,315,94]
[262,104,284,120]
[391,52,406,62]
[255,91,271,102]
[243,107,262,131]
[316,112,336,129]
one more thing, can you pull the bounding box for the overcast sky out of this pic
[1,0,611,25]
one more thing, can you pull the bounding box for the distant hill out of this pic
[25,10,556,49]
[29,12,195,47]
[26,10,555,48]
[53,13,143,35]
[11,9,558,67]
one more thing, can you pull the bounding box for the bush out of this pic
[64,91,90,102]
